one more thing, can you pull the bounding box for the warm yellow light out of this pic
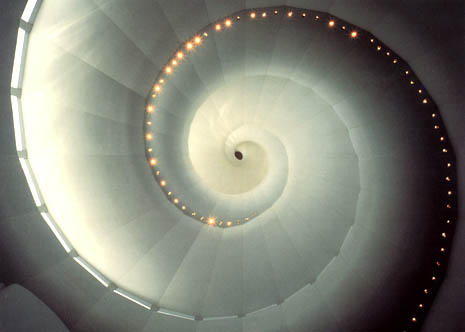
[215,23,221,31]
[434,125,439,129]
[236,16,241,20]
[302,12,307,17]
[410,80,415,85]
[167,191,171,196]
[207,217,216,225]
[446,219,451,223]
[422,98,428,104]
[194,36,202,44]
[149,158,157,166]
[448,191,452,195]
[350,31,358,38]
[227,221,232,226]
[225,19,232,26]
[440,247,445,252]
[315,15,319,20]
[287,11,293,17]
[445,176,451,181]
[203,32,208,36]
[191,212,196,216]
[148,148,152,152]
[386,51,390,56]
[377,46,381,51]
[274,10,278,15]
[424,289,428,294]
[147,105,154,113]
[165,66,172,74]
[342,25,346,30]
[152,94,156,98]
[441,232,446,238]
[443,148,448,153]
[146,133,153,140]
[328,20,335,27]
[447,204,451,208]
[436,261,441,266]
[154,85,161,92]
[262,12,267,18]
[200,216,205,221]
[160,180,166,187]
[432,276,436,280]
[370,38,374,43]
[440,136,444,141]
[447,162,451,167]
[418,89,422,93]
[419,304,423,308]
[181,205,186,210]
[171,59,178,66]
[186,42,193,50]
[176,51,184,59]
[250,12,256,19]
[412,317,417,322]
[155,170,160,175]
[393,59,398,63]
[173,198,179,204]
[405,70,409,75]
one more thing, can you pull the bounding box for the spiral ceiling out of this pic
[1,0,464,331]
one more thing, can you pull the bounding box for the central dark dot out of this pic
[234,151,243,160]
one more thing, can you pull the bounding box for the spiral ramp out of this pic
[1,0,464,331]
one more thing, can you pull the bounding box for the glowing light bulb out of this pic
[250,12,256,19]
[377,46,381,51]
[418,89,422,93]
[370,38,374,43]
[147,148,152,152]
[146,133,153,140]
[225,19,232,27]
[147,105,154,113]
[227,221,232,226]
[181,205,186,210]
[262,12,267,18]
[173,198,179,204]
[154,85,161,92]
[315,15,319,20]
[203,32,208,36]
[422,98,428,104]
[424,289,428,294]
[207,217,216,225]
[194,36,202,44]
[393,59,398,63]
[274,10,278,15]
[236,16,241,20]
[287,11,293,17]
[405,70,409,75]
[410,80,415,85]
[432,276,436,280]
[149,158,158,166]
[176,51,184,59]
[215,24,221,31]
[441,232,446,238]
[165,66,172,74]
[434,125,439,129]
[350,31,358,38]
[443,148,448,153]
[412,317,417,322]
[160,180,166,187]
[302,13,307,17]
[167,191,171,196]
[440,136,445,141]
[386,51,390,56]
[447,162,451,167]
[328,20,335,27]
[440,247,445,252]
[186,42,193,50]
[419,304,423,308]
[191,212,196,216]
[171,59,178,66]
[445,176,451,181]
[200,216,205,221]
[155,171,160,175]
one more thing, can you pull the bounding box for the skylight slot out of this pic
[21,0,38,22]
[10,95,24,151]
[41,212,73,253]
[73,256,110,287]
[113,288,152,310]
[157,308,195,320]
[19,158,43,206]
[11,28,26,88]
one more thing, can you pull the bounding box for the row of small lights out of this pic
[144,8,456,327]
[142,10,380,228]
[363,18,456,332]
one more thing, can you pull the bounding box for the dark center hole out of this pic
[234,151,243,160]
